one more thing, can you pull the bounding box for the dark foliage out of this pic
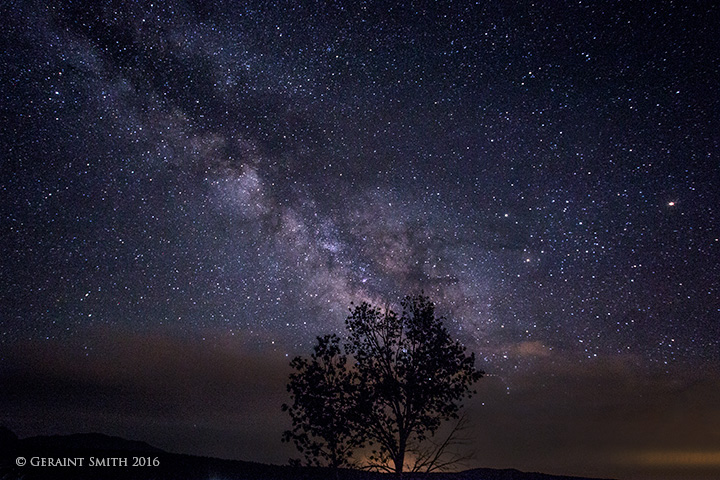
[283,294,484,474]
[282,334,365,468]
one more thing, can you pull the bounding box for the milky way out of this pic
[2,2,719,479]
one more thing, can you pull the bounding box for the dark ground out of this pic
[0,428,615,480]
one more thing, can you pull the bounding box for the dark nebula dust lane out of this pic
[1,1,719,479]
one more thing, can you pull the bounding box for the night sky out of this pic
[1,1,719,479]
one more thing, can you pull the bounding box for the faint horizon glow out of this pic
[630,451,720,467]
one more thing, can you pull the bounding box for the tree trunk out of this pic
[394,436,406,476]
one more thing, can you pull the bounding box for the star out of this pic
[1,1,718,479]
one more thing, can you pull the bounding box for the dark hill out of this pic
[0,430,616,480]
[20,432,164,454]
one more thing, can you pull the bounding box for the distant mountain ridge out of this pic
[0,429,616,480]
[20,432,164,453]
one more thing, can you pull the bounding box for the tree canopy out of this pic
[282,294,484,474]
[282,334,363,468]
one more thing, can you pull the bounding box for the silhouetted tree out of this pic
[282,334,363,469]
[282,294,483,475]
[346,294,483,474]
